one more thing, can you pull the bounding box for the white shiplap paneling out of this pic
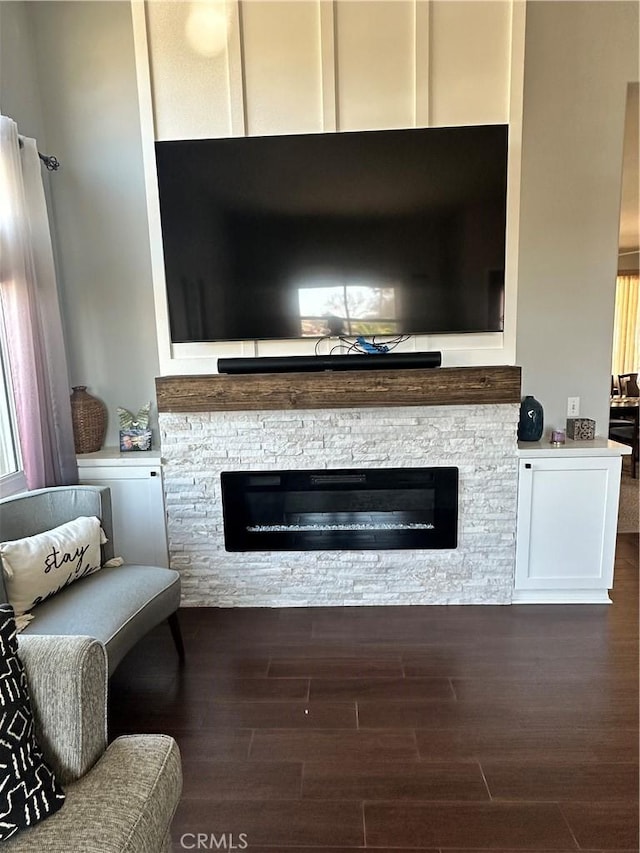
[429,0,511,126]
[241,0,323,136]
[146,1,237,140]
[335,0,416,131]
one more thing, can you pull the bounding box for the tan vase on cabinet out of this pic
[70,386,107,454]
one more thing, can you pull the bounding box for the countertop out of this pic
[517,438,631,458]
[76,448,161,466]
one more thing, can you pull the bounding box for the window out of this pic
[0,345,19,477]
[0,117,27,496]
[0,306,25,495]
[0,315,25,496]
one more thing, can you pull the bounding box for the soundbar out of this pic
[217,352,442,374]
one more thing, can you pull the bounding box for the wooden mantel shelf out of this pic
[156,365,521,413]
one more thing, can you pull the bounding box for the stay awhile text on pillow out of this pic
[0,516,108,618]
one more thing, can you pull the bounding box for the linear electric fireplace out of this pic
[221,467,458,552]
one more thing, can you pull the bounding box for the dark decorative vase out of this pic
[518,395,544,442]
[70,386,107,453]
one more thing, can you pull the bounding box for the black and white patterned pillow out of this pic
[0,603,65,840]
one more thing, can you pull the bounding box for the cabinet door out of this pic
[78,466,169,567]
[515,456,621,601]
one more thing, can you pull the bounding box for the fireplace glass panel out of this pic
[221,467,457,551]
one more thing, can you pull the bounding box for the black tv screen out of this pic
[155,125,508,343]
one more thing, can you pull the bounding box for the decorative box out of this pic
[566,417,596,440]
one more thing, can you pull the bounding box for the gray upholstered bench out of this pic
[0,485,183,675]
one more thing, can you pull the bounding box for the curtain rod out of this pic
[17,136,60,171]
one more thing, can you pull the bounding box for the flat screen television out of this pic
[155,124,508,343]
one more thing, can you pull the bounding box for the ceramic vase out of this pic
[518,395,544,442]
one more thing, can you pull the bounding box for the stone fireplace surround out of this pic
[157,366,521,607]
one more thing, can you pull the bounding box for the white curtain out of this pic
[611,273,639,380]
[0,115,77,488]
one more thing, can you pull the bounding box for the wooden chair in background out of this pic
[618,372,639,397]
[609,401,639,479]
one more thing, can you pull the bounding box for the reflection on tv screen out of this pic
[297,285,398,337]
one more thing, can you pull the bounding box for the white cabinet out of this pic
[514,440,628,604]
[77,450,169,568]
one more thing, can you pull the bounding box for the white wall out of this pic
[516,0,638,435]
[16,1,160,448]
[0,2,46,142]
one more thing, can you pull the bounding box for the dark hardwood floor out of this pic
[109,533,639,852]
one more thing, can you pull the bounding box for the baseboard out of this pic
[511,589,612,605]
